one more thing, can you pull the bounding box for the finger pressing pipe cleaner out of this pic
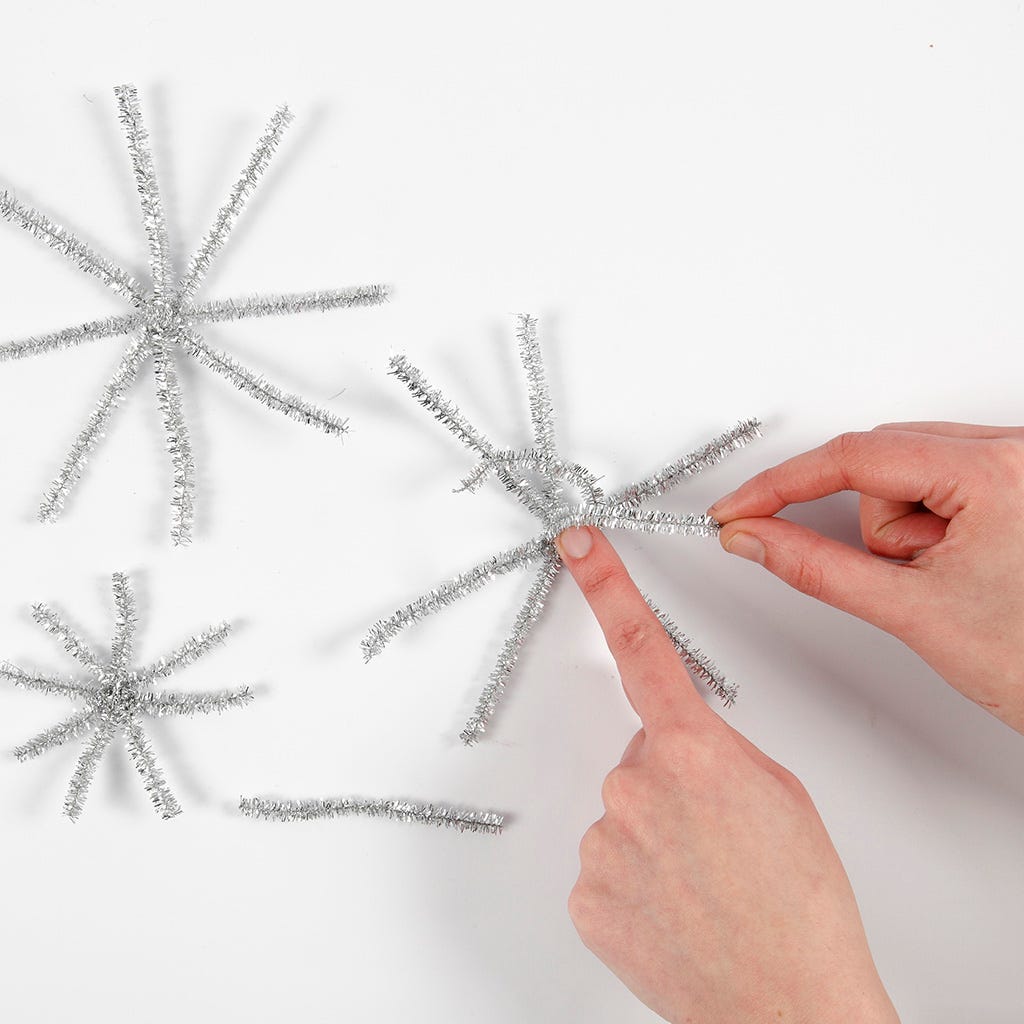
[363,313,760,744]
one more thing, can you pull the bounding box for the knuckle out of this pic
[606,616,653,661]
[790,552,827,599]
[581,563,630,602]
[567,883,604,951]
[619,727,646,765]
[646,725,717,779]
[756,463,790,509]
[645,724,685,764]
[567,882,592,930]
[824,430,866,467]
[577,821,605,866]
[788,775,813,804]
[686,736,725,782]
[600,766,642,819]
[772,763,808,797]
[986,438,1024,486]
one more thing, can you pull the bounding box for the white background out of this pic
[1,2,1023,1021]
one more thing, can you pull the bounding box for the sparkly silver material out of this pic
[361,510,718,662]
[0,312,142,363]
[239,796,504,835]
[0,190,145,303]
[643,594,737,707]
[1,572,252,820]
[462,550,562,744]
[364,315,761,743]
[0,84,390,544]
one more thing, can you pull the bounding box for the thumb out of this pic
[555,525,708,729]
[718,516,920,636]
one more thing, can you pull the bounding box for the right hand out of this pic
[709,422,1024,735]
[557,526,899,1024]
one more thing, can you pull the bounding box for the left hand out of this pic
[555,525,899,1024]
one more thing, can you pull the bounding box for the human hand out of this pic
[710,422,1024,735]
[555,526,899,1024]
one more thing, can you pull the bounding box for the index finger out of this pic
[556,525,709,730]
[709,429,981,522]
[873,420,1022,439]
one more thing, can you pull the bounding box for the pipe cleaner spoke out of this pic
[135,621,233,682]
[239,796,504,836]
[0,84,390,544]
[1,572,253,820]
[0,664,93,701]
[363,314,761,744]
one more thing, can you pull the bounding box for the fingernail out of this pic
[708,489,737,516]
[724,531,765,564]
[557,526,593,560]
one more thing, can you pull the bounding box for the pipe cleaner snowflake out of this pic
[363,315,761,744]
[0,84,389,544]
[240,796,504,835]
[1,572,252,820]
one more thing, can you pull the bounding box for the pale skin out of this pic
[556,421,1024,1023]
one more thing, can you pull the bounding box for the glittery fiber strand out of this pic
[239,796,504,835]
[461,550,562,745]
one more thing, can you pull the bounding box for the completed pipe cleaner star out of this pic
[0,84,389,544]
[1,572,252,820]
[363,315,761,744]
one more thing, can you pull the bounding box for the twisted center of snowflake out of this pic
[142,295,188,344]
[460,449,605,527]
[4,571,252,820]
[92,672,143,724]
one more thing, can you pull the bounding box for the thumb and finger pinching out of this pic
[704,432,953,636]
[715,514,917,636]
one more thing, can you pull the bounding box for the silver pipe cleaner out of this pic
[364,314,761,743]
[0,84,390,544]
[192,286,389,324]
[239,796,504,835]
[0,313,143,363]
[0,190,146,304]
[461,550,562,744]
[643,594,738,707]
[1,572,252,820]
[389,354,544,516]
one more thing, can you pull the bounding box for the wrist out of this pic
[801,981,900,1024]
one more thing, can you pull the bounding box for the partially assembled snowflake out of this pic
[1,572,251,820]
[0,84,388,544]
[363,315,761,743]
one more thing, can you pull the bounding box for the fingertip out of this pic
[718,525,766,564]
[723,515,914,633]
[556,525,594,562]
[717,518,752,549]
[707,488,738,521]
[716,520,736,549]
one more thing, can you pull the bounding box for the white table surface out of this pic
[1,2,1023,1021]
